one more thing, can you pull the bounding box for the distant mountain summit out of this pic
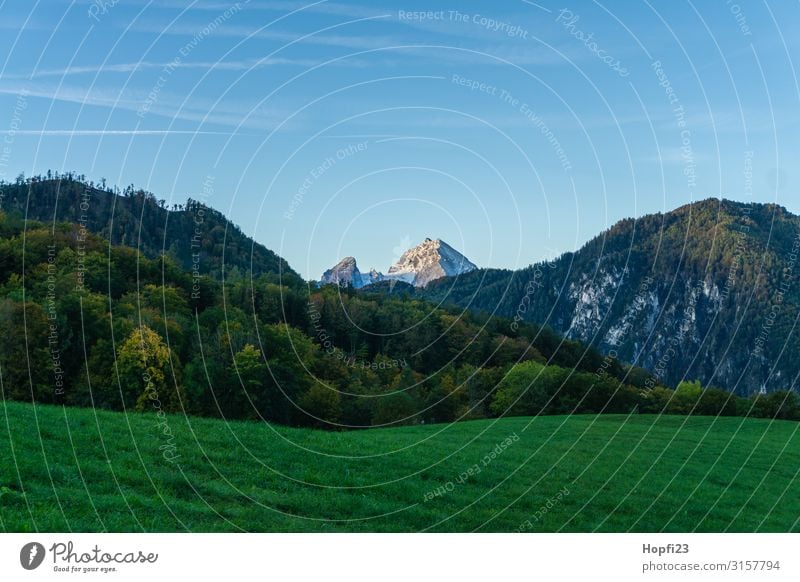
[320,256,384,288]
[387,238,477,287]
[320,238,476,288]
[320,256,361,287]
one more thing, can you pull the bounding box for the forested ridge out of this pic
[0,172,298,281]
[1,176,797,427]
[420,198,800,395]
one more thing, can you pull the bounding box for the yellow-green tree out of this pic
[669,380,703,415]
[116,325,183,412]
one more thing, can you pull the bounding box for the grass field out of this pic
[1,401,799,532]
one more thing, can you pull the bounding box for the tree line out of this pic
[2,212,797,428]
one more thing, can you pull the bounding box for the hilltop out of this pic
[0,173,299,282]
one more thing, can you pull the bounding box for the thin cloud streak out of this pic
[7,56,371,79]
[0,83,299,130]
[0,129,253,136]
[132,18,396,51]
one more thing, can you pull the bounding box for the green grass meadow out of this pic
[1,401,799,532]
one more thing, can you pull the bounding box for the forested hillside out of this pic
[1,178,797,427]
[0,174,652,428]
[421,199,800,395]
[0,172,298,281]
[0,209,657,427]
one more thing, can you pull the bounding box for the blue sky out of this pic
[0,0,798,279]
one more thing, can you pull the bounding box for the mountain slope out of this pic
[0,174,300,282]
[420,199,800,394]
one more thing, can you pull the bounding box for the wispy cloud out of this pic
[0,82,298,130]
[130,23,585,69]
[132,18,397,51]
[7,55,370,79]
[122,4,584,69]
[233,0,385,19]
[0,129,249,136]
[71,0,386,19]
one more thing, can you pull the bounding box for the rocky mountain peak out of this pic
[320,256,365,288]
[320,238,476,289]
